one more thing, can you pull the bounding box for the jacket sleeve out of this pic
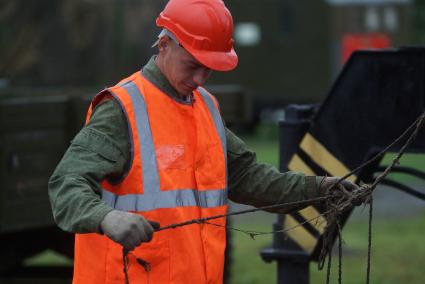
[226,128,323,213]
[48,98,130,233]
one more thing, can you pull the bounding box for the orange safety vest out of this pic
[73,71,228,284]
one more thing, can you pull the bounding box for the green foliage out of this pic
[412,0,425,44]
[24,250,73,267]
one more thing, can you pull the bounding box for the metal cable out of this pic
[366,197,373,284]
[122,110,425,283]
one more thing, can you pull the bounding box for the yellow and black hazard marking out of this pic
[275,48,425,264]
[285,132,358,257]
[289,133,357,182]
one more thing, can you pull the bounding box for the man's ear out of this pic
[158,36,170,53]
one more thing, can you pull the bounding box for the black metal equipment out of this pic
[261,104,318,284]
[260,47,425,284]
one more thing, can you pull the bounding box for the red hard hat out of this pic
[156,0,238,71]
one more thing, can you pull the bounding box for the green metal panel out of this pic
[211,0,330,107]
[0,94,74,233]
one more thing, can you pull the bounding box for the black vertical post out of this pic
[260,104,317,284]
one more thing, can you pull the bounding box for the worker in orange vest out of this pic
[49,0,360,283]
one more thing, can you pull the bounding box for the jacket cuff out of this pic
[304,176,323,199]
[90,205,114,234]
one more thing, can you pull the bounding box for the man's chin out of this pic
[179,86,196,96]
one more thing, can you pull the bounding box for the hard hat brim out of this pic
[185,46,238,72]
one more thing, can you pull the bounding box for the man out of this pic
[48,0,358,283]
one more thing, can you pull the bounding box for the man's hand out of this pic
[320,177,366,206]
[100,210,160,251]
[320,177,358,193]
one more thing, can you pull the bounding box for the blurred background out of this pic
[0,0,424,283]
[2,0,425,127]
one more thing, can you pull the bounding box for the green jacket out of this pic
[48,57,322,233]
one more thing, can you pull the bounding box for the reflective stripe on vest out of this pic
[122,81,161,194]
[102,187,227,211]
[197,87,227,158]
[101,81,227,211]
[197,87,228,188]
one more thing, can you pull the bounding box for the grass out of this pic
[380,152,425,184]
[229,126,425,284]
[241,125,280,166]
[230,213,425,284]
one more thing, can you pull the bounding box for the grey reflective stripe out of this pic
[197,87,227,156]
[102,188,226,211]
[197,87,228,189]
[121,81,161,194]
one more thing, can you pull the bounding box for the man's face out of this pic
[157,37,212,97]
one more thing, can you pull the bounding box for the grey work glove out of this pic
[100,210,160,251]
[319,177,365,206]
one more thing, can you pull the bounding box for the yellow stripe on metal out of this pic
[283,133,357,255]
[284,215,317,253]
[298,206,327,234]
[288,154,316,175]
[300,133,357,182]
